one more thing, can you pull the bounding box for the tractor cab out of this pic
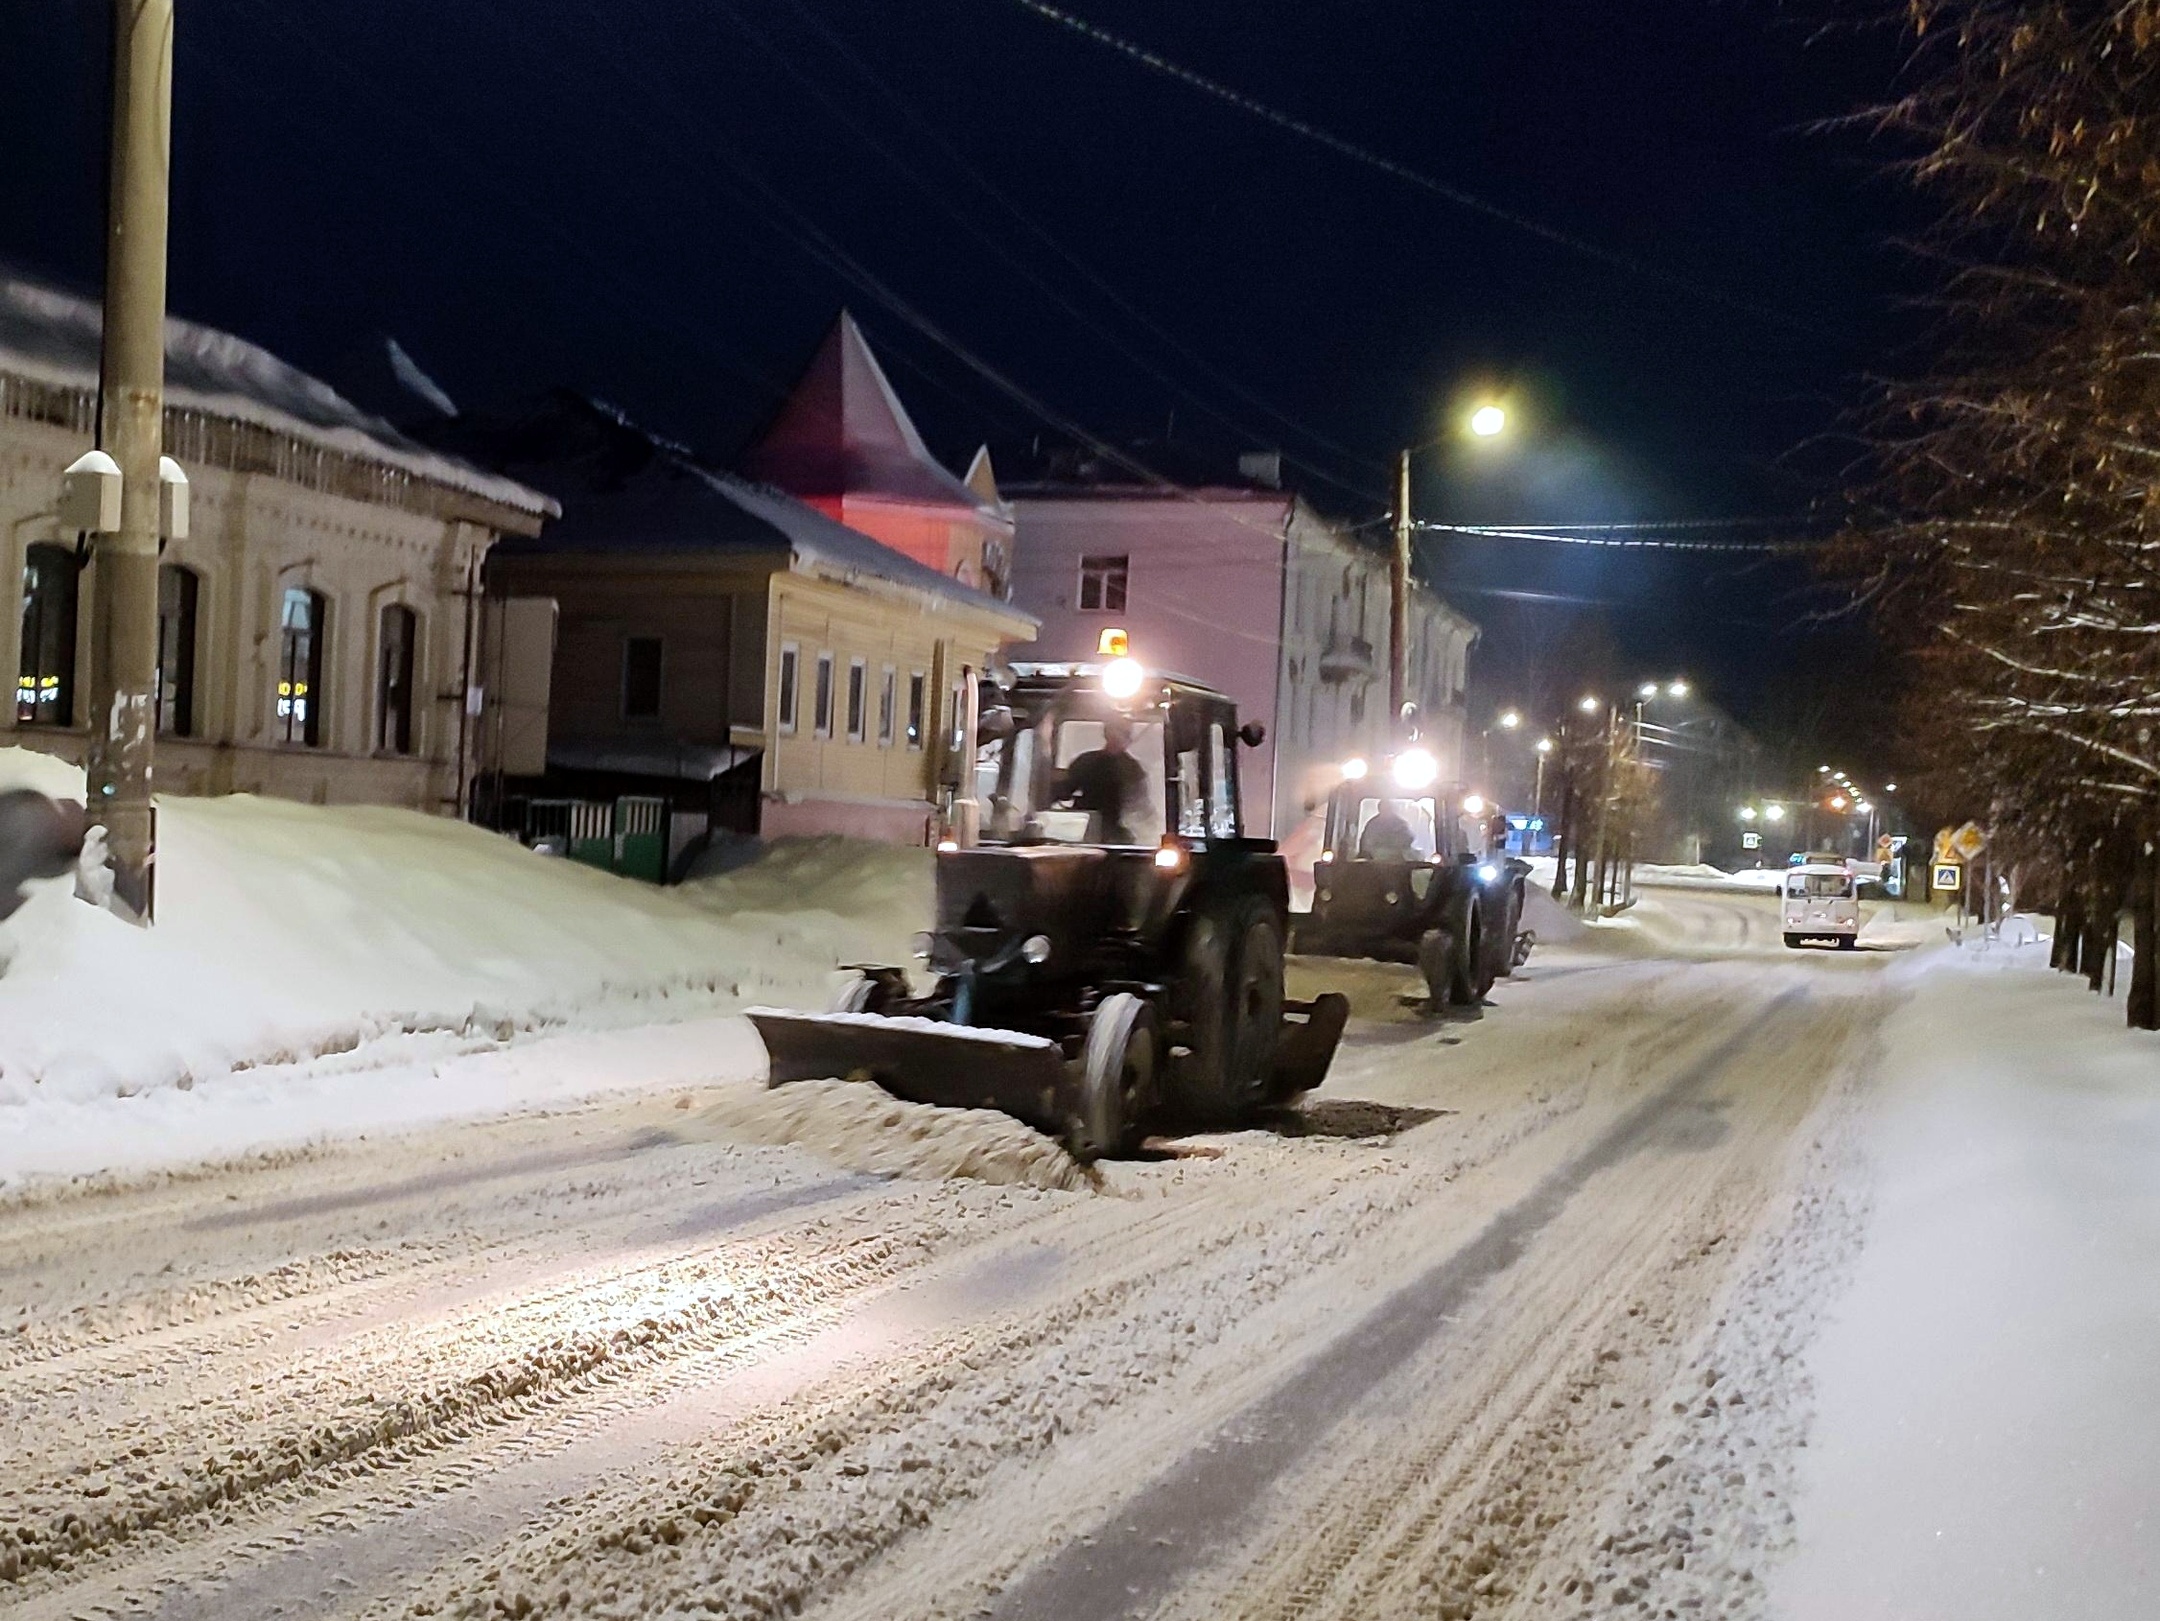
[1295,750,1533,1007]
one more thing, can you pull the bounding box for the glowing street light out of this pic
[1578,694,1602,714]
[1638,681,1661,700]
[1469,403,1507,438]
[1498,709,1522,730]
[1535,736,1555,755]
[1666,679,1690,698]
[1829,794,1849,811]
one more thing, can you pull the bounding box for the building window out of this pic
[814,651,834,737]
[1077,554,1128,612]
[277,587,327,747]
[846,657,868,743]
[906,671,926,748]
[376,604,417,755]
[878,665,896,746]
[156,564,200,738]
[776,643,799,734]
[17,543,78,726]
[622,635,663,720]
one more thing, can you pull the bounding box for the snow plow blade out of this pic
[747,1008,1072,1139]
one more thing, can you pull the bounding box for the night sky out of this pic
[1,1,1926,769]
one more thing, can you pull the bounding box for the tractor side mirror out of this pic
[1238,721,1267,748]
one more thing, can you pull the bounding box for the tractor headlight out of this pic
[1477,863,1500,882]
[1021,934,1052,965]
[1102,656,1144,699]
[1341,756,1368,781]
[1392,748,1438,790]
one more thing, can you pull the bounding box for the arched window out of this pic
[16,543,78,726]
[157,564,200,737]
[376,604,417,754]
[277,587,327,747]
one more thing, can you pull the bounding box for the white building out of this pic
[1,274,553,813]
[1007,454,1477,871]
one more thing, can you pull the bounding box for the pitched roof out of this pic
[493,400,1032,628]
[0,269,554,521]
[740,311,994,515]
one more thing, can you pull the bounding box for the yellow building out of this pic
[486,408,1033,865]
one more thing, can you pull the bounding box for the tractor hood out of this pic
[935,845,1160,973]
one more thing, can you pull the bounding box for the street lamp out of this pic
[1498,709,1522,730]
[1469,403,1507,438]
[1578,694,1601,714]
[1666,679,1690,698]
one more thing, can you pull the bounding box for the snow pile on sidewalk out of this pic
[0,749,926,1113]
[1773,946,2160,1619]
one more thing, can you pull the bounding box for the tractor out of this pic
[748,647,1348,1159]
[1291,751,1533,1008]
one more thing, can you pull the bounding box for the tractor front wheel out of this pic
[1071,992,1156,1158]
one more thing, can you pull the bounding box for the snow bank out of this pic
[1775,951,2160,1618]
[0,750,927,1122]
[1634,860,1785,892]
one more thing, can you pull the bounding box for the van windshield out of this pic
[1787,872,1853,899]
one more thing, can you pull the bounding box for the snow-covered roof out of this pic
[499,436,1034,630]
[0,271,555,524]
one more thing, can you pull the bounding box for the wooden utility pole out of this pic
[1390,449,1411,728]
[84,0,174,922]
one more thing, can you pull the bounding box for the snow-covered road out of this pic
[2,886,2135,1621]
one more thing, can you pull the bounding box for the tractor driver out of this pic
[1359,799,1421,862]
[1056,716,1149,844]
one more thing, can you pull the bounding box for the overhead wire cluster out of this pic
[1416,517,1831,554]
[242,0,1831,605]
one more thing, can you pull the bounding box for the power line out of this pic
[1415,518,1826,553]
[772,0,1393,494]
[711,0,1386,508]
[998,0,1830,338]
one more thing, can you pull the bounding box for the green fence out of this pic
[527,796,669,883]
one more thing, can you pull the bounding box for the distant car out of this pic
[1782,863,1859,949]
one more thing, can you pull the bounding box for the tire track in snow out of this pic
[987,988,1822,1620]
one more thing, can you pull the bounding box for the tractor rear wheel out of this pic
[1493,882,1526,979]
[1071,992,1156,1158]
[1174,893,1285,1124]
[1451,900,1495,1006]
